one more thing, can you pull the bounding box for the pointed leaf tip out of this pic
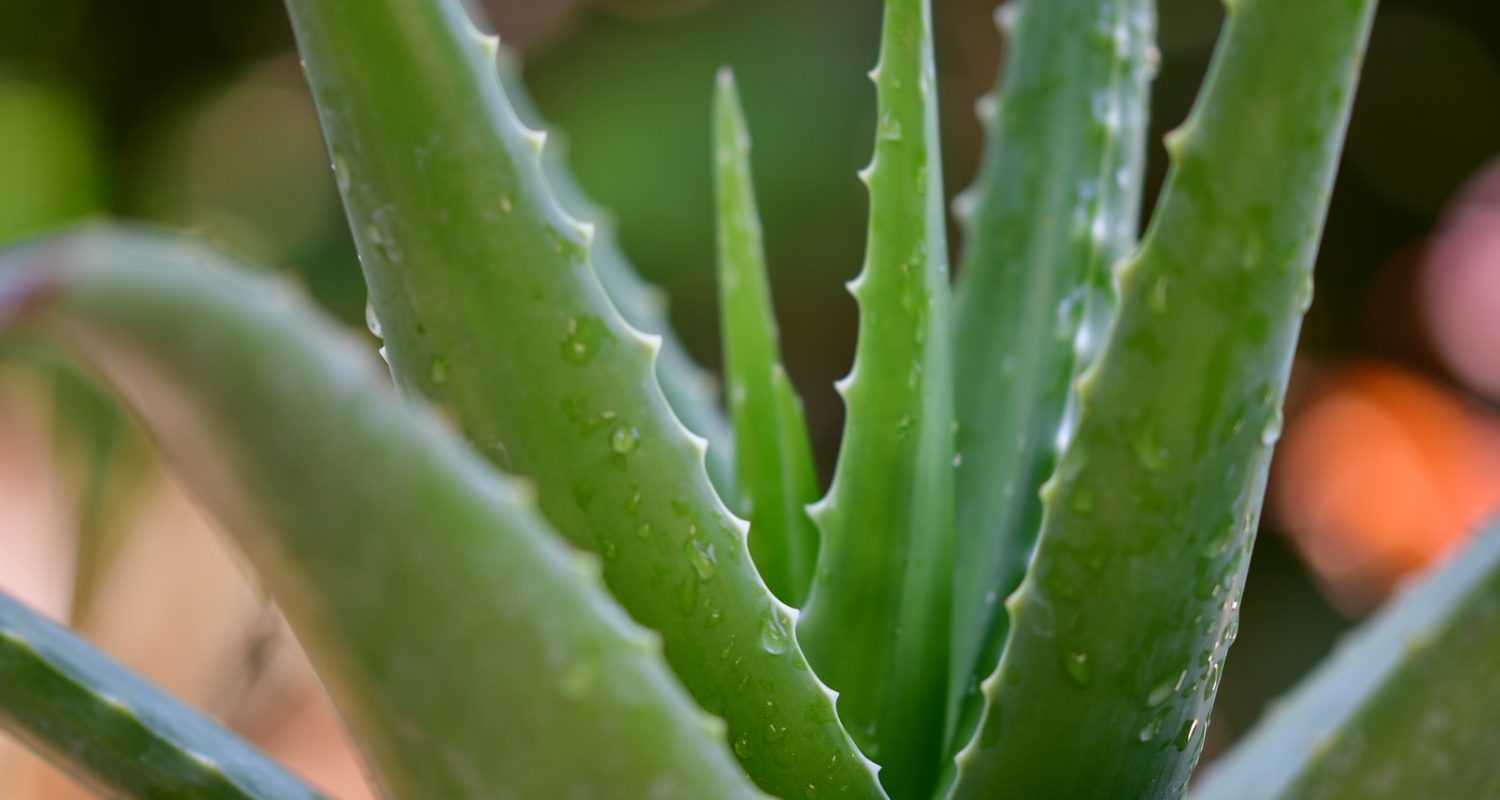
[712,66,821,607]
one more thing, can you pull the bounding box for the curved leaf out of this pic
[0,227,764,799]
[0,588,323,800]
[1192,523,1500,800]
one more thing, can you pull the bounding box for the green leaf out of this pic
[947,0,1156,758]
[0,587,323,800]
[795,0,954,796]
[497,45,738,496]
[951,0,1378,796]
[282,1,879,795]
[1192,523,1500,800]
[712,69,821,608]
[0,227,764,799]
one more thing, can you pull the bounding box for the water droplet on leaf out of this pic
[759,609,790,655]
[1062,650,1092,686]
[610,424,641,455]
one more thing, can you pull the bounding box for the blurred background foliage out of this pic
[0,0,1498,795]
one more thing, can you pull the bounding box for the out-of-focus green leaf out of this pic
[0,226,765,799]
[1193,523,1500,800]
[0,587,325,800]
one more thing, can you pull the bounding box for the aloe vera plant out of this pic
[8,0,1499,798]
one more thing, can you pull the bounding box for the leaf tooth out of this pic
[994,1,1022,36]
[574,219,597,246]
[521,126,549,156]
[844,270,867,302]
[1162,124,1194,161]
[951,187,981,228]
[831,370,856,402]
[974,93,1000,128]
[570,550,605,582]
[476,32,500,61]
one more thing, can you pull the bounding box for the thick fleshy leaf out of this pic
[952,0,1378,796]
[712,70,821,607]
[795,0,955,796]
[946,0,1155,758]
[0,588,322,800]
[282,0,879,795]
[0,227,764,799]
[1193,523,1500,799]
[497,44,737,496]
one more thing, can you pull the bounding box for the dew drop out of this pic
[546,224,588,262]
[1173,718,1201,752]
[878,113,903,142]
[1138,719,1161,743]
[759,609,791,655]
[366,215,402,264]
[1147,671,1186,707]
[634,523,652,540]
[331,152,351,193]
[610,424,641,455]
[364,301,383,339]
[685,537,718,582]
[733,731,752,758]
[560,316,613,365]
[896,413,915,439]
[1148,274,1170,314]
[1195,575,1223,600]
[1260,405,1285,445]
[1295,272,1315,312]
[1062,651,1092,686]
[429,355,449,384]
[1132,421,1170,471]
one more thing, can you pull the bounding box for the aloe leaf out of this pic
[795,0,955,796]
[0,227,765,799]
[950,0,1378,796]
[946,0,1156,757]
[712,70,821,607]
[0,587,322,800]
[496,47,737,496]
[282,1,880,795]
[1192,523,1500,800]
